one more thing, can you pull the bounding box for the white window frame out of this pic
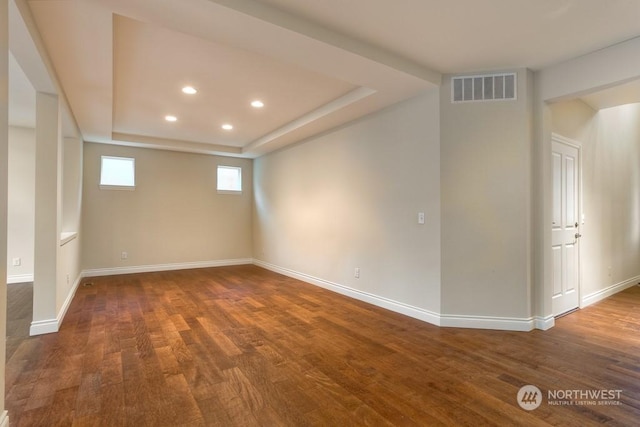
[100,156,136,190]
[217,165,242,194]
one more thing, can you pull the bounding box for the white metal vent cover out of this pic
[452,73,517,103]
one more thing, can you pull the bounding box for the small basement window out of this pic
[217,165,242,193]
[100,156,135,190]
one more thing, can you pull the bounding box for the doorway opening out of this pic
[548,88,640,318]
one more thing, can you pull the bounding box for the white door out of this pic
[551,136,581,316]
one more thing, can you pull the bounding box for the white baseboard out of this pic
[30,318,58,336]
[29,273,83,336]
[82,258,253,278]
[441,314,554,331]
[440,314,538,332]
[534,315,555,330]
[581,275,640,308]
[255,259,442,327]
[56,274,83,330]
[26,259,562,334]
[253,259,550,332]
[0,410,9,427]
[7,273,34,284]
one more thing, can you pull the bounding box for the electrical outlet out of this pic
[66,274,70,284]
[418,212,425,224]
[12,257,21,267]
[121,251,128,260]
[354,267,360,278]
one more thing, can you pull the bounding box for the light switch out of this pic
[418,212,425,224]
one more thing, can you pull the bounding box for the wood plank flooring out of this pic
[5,265,640,426]
[6,282,33,361]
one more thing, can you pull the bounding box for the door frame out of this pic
[551,132,583,315]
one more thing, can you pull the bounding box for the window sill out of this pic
[60,231,78,246]
[100,185,135,191]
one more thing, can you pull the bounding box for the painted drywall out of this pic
[7,100,85,335]
[7,125,35,282]
[440,69,533,319]
[62,136,82,233]
[595,105,640,293]
[534,37,640,320]
[57,136,83,313]
[548,100,601,301]
[253,91,441,317]
[1,0,9,416]
[57,235,80,314]
[33,92,60,326]
[550,99,597,144]
[538,37,640,104]
[82,143,253,271]
[551,100,640,300]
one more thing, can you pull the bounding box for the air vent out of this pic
[452,73,517,103]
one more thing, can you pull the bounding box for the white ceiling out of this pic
[257,0,640,73]
[10,0,640,157]
[112,14,356,148]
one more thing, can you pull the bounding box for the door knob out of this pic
[575,233,582,239]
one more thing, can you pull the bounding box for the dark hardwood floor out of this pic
[5,265,640,426]
[6,282,33,361]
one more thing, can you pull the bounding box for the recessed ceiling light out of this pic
[165,115,177,122]
[222,124,233,130]
[251,100,264,108]
[182,86,197,95]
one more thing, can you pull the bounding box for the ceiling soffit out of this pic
[26,0,439,158]
[112,15,357,149]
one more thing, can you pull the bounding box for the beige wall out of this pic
[33,92,62,327]
[253,91,442,317]
[550,99,597,143]
[550,100,640,300]
[58,236,80,313]
[7,125,35,282]
[82,143,253,271]
[440,69,533,320]
[1,0,9,414]
[534,36,640,321]
[57,136,83,313]
[596,105,640,292]
[62,136,82,233]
